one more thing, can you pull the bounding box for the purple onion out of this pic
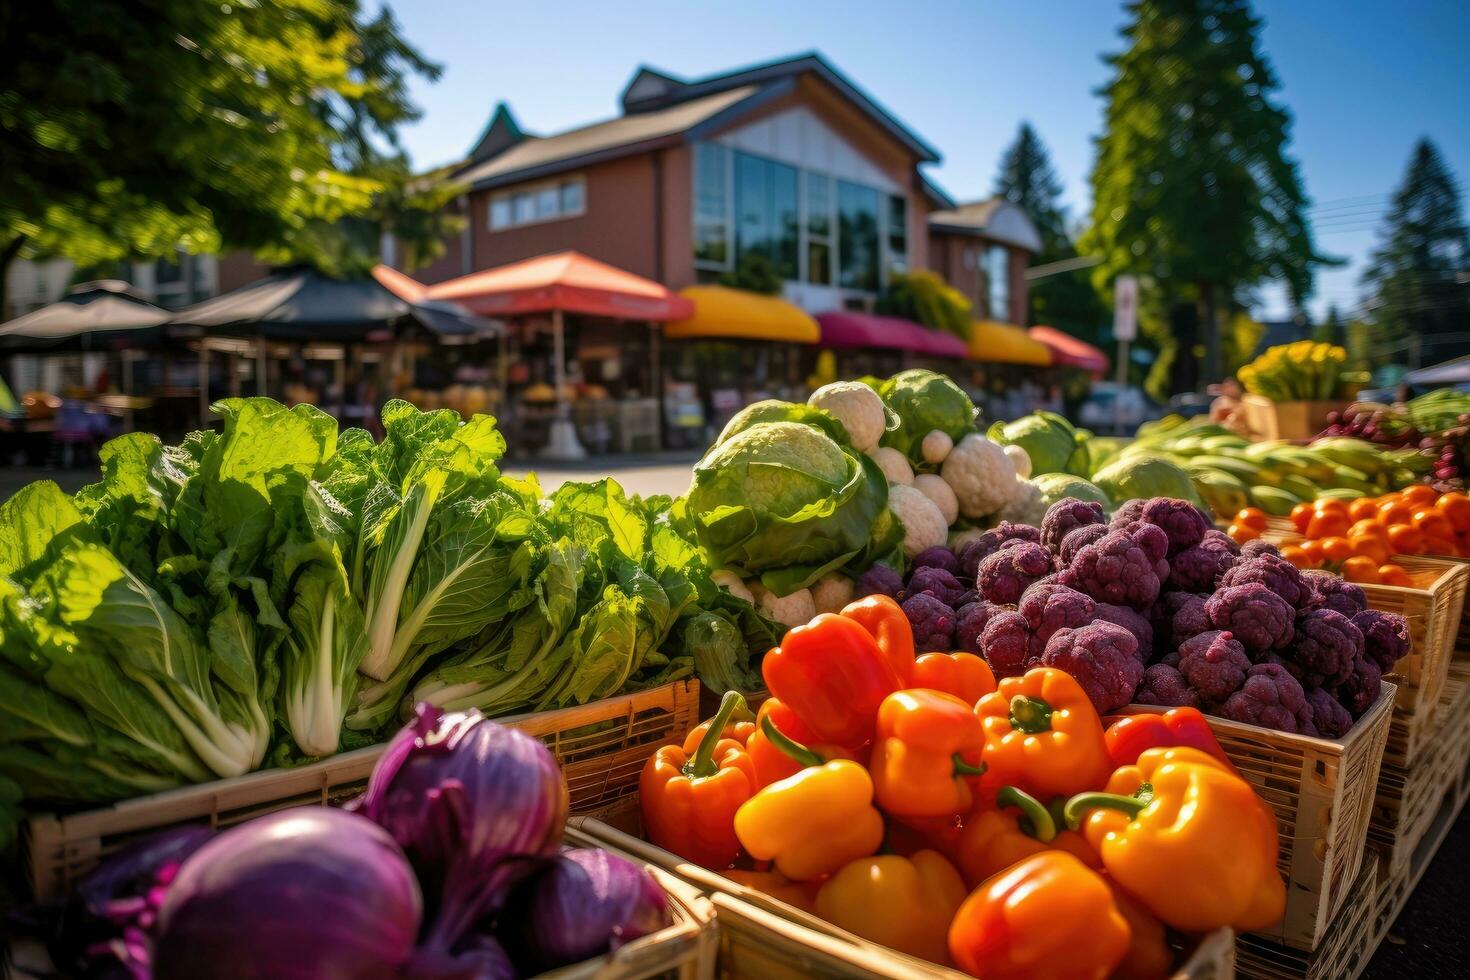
[407,936,520,980]
[356,703,568,952]
[500,848,671,971]
[153,808,420,979]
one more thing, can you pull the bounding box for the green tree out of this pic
[1313,304,1344,346]
[1361,138,1470,367]
[0,1,438,310]
[1079,0,1325,392]
[992,124,1108,344]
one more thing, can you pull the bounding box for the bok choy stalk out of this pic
[281,564,368,757]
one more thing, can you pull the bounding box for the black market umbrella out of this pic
[167,266,496,342]
[0,280,170,352]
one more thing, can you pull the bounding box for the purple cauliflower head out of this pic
[1292,608,1365,688]
[1059,523,1111,566]
[1239,538,1282,560]
[1219,554,1309,610]
[958,523,1043,580]
[1110,499,1147,527]
[1041,499,1107,556]
[1352,609,1411,673]
[1069,528,1165,611]
[1018,582,1097,663]
[1093,602,1153,663]
[856,564,904,599]
[905,566,967,608]
[1159,650,1181,668]
[1205,528,1242,556]
[1177,629,1252,702]
[1138,497,1213,555]
[911,546,960,576]
[978,542,1054,606]
[1305,688,1353,738]
[980,610,1033,678]
[1167,534,1239,593]
[1041,621,1145,713]
[954,601,1007,656]
[1206,583,1295,654]
[902,592,957,653]
[1337,653,1383,717]
[1301,571,1367,618]
[1134,663,1200,708]
[1151,591,1212,652]
[1219,662,1311,733]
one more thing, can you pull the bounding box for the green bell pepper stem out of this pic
[759,714,827,769]
[1062,782,1155,830]
[996,785,1057,842]
[684,690,747,779]
[1008,694,1054,734]
[951,754,988,778]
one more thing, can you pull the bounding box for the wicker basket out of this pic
[1123,681,1394,952]
[572,812,1233,980]
[22,680,700,902]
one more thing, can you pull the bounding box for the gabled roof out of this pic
[466,103,526,164]
[928,197,1043,253]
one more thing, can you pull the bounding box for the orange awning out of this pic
[424,251,693,321]
[664,286,820,343]
[1029,325,1108,374]
[371,264,429,301]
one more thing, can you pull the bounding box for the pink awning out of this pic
[1029,325,1109,374]
[815,311,969,358]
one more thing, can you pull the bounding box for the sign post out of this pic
[1113,275,1138,434]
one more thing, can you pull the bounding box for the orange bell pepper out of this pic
[1110,885,1173,980]
[762,613,902,747]
[954,786,1098,887]
[746,698,858,788]
[870,689,987,819]
[733,756,885,881]
[974,668,1113,800]
[841,593,916,683]
[680,712,756,754]
[1065,746,1285,933]
[639,691,755,869]
[947,850,1130,980]
[815,850,968,965]
[724,869,821,915]
[1103,707,1232,770]
[911,651,997,705]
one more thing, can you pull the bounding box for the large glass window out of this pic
[693,142,730,268]
[984,245,1011,320]
[886,194,908,274]
[732,151,798,280]
[805,173,833,285]
[837,181,881,292]
[490,176,586,230]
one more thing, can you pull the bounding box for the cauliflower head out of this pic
[1305,687,1353,738]
[907,565,967,607]
[1178,629,1251,702]
[1069,528,1164,611]
[809,381,889,452]
[811,573,856,615]
[1058,523,1110,566]
[1221,663,1311,733]
[1137,497,1212,555]
[1302,572,1366,619]
[1135,664,1200,708]
[955,600,1006,656]
[980,610,1033,678]
[1041,622,1144,713]
[913,473,960,526]
[1093,602,1153,663]
[902,592,957,653]
[1018,582,1096,661]
[1351,609,1410,673]
[1337,653,1383,717]
[978,541,1054,605]
[1219,554,1309,610]
[1205,582,1295,653]
[757,586,817,628]
[888,483,949,559]
[912,545,960,575]
[855,563,904,599]
[869,446,915,485]
[1003,444,1033,479]
[1152,591,1211,651]
[711,570,755,604]
[1041,498,1106,556]
[1292,608,1364,688]
[941,433,1021,520]
[1167,532,1239,593]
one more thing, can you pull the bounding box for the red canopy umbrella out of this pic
[814,311,968,358]
[424,251,693,320]
[1029,325,1109,375]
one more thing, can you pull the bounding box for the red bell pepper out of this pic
[762,613,902,747]
[841,594,915,684]
[1104,707,1233,770]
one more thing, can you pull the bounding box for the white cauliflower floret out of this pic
[913,473,959,526]
[811,573,856,615]
[868,446,914,485]
[757,586,817,628]
[712,570,754,604]
[808,381,888,452]
[940,433,1022,520]
[1003,444,1033,479]
[887,484,949,558]
[921,430,955,465]
[995,479,1047,527]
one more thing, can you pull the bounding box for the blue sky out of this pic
[387,0,1469,322]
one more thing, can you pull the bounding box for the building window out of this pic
[732,151,798,281]
[984,245,1010,320]
[804,173,833,285]
[489,176,586,230]
[837,180,880,292]
[693,142,731,269]
[886,194,908,274]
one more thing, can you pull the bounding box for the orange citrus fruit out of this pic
[1341,556,1382,583]
[1377,564,1413,587]
[1280,544,1316,569]
[1438,492,1470,532]
[1387,523,1425,554]
[1349,497,1380,522]
[1290,502,1314,533]
[1235,507,1269,532]
[1227,522,1261,544]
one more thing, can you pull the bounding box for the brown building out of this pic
[407,53,1038,319]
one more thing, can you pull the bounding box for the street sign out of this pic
[1113,275,1138,342]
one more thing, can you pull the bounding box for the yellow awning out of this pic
[664,285,820,343]
[969,320,1052,366]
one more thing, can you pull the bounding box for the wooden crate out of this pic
[1235,855,1378,980]
[1358,557,1468,711]
[23,680,700,902]
[572,812,1233,980]
[1124,682,1394,952]
[1241,395,1342,442]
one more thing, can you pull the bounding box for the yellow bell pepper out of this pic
[1064,746,1285,933]
[733,760,884,881]
[815,850,968,965]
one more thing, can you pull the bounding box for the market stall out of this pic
[662,284,820,447]
[960,319,1056,419]
[426,250,692,458]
